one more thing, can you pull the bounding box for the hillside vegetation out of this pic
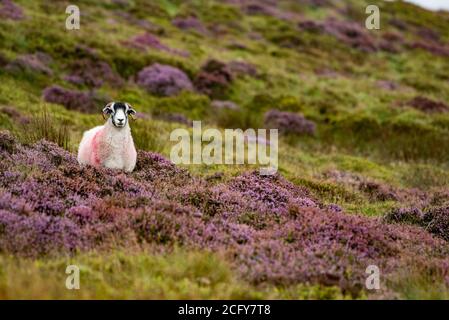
[0,0,449,299]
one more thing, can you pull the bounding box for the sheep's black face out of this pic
[102,102,137,128]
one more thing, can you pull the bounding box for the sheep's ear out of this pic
[102,102,114,115]
[102,103,114,120]
[126,103,136,115]
[126,104,137,119]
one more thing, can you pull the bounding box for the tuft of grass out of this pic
[18,106,71,151]
[132,118,173,154]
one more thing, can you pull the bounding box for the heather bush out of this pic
[227,61,258,78]
[359,181,399,202]
[408,96,449,113]
[152,111,192,126]
[0,0,24,20]
[42,85,108,113]
[1,106,30,124]
[136,64,193,96]
[241,1,296,21]
[409,41,449,57]
[384,204,449,243]
[416,27,440,42]
[0,130,17,153]
[64,58,123,88]
[172,16,207,34]
[423,206,449,241]
[1,137,449,296]
[211,100,239,111]
[6,52,53,76]
[324,20,378,52]
[125,33,167,51]
[298,20,325,33]
[264,109,316,135]
[194,59,233,99]
[384,207,424,225]
[299,19,378,52]
[233,203,406,293]
[124,33,189,57]
[132,149,191,186]
[0,210,84,257]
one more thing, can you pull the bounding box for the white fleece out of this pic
[77,119,137,172]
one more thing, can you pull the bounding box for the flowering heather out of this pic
[1,134,449,296]
[136,63,193,97]
[0,210,84,257]
[325,20,378,52]
[378,33,403,53]
[389,18,408,31]
[409,41,449,57]
[6,52,53,75]
[299,19,378,52]
[385,205,449,242]
[124,33,189,57]
[227,61,258,78]
[152,112,193,126]
[359,181,399,202]
[172,16,207,34]
[194,60,233,99]
[228,171,315,216]
[416,27,441,42]
[306,0,331,7]
[240,1,298,21]
[64,58,123,88]
[42,86,108,113]
[0,130,16,153]
[408,96,449,113]
[211,100,240,111]
[431,189,449,207]
[298,20,325,33]
[423,205,449,241]
[0,0,24,20]
[384,207,424,225]
[1,106,29,124]
[264,109,316,135]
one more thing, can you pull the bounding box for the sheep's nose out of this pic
[117,118,124,123]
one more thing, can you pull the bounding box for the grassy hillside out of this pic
[0,0,449,299]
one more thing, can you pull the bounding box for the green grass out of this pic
[0,249,348,300]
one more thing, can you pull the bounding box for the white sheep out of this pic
[77,102,137,172]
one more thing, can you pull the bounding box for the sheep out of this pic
[77,102,137,172]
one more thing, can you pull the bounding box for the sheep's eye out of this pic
[127,109,136,115]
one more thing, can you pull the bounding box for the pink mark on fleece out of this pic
[91,129,104,166]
